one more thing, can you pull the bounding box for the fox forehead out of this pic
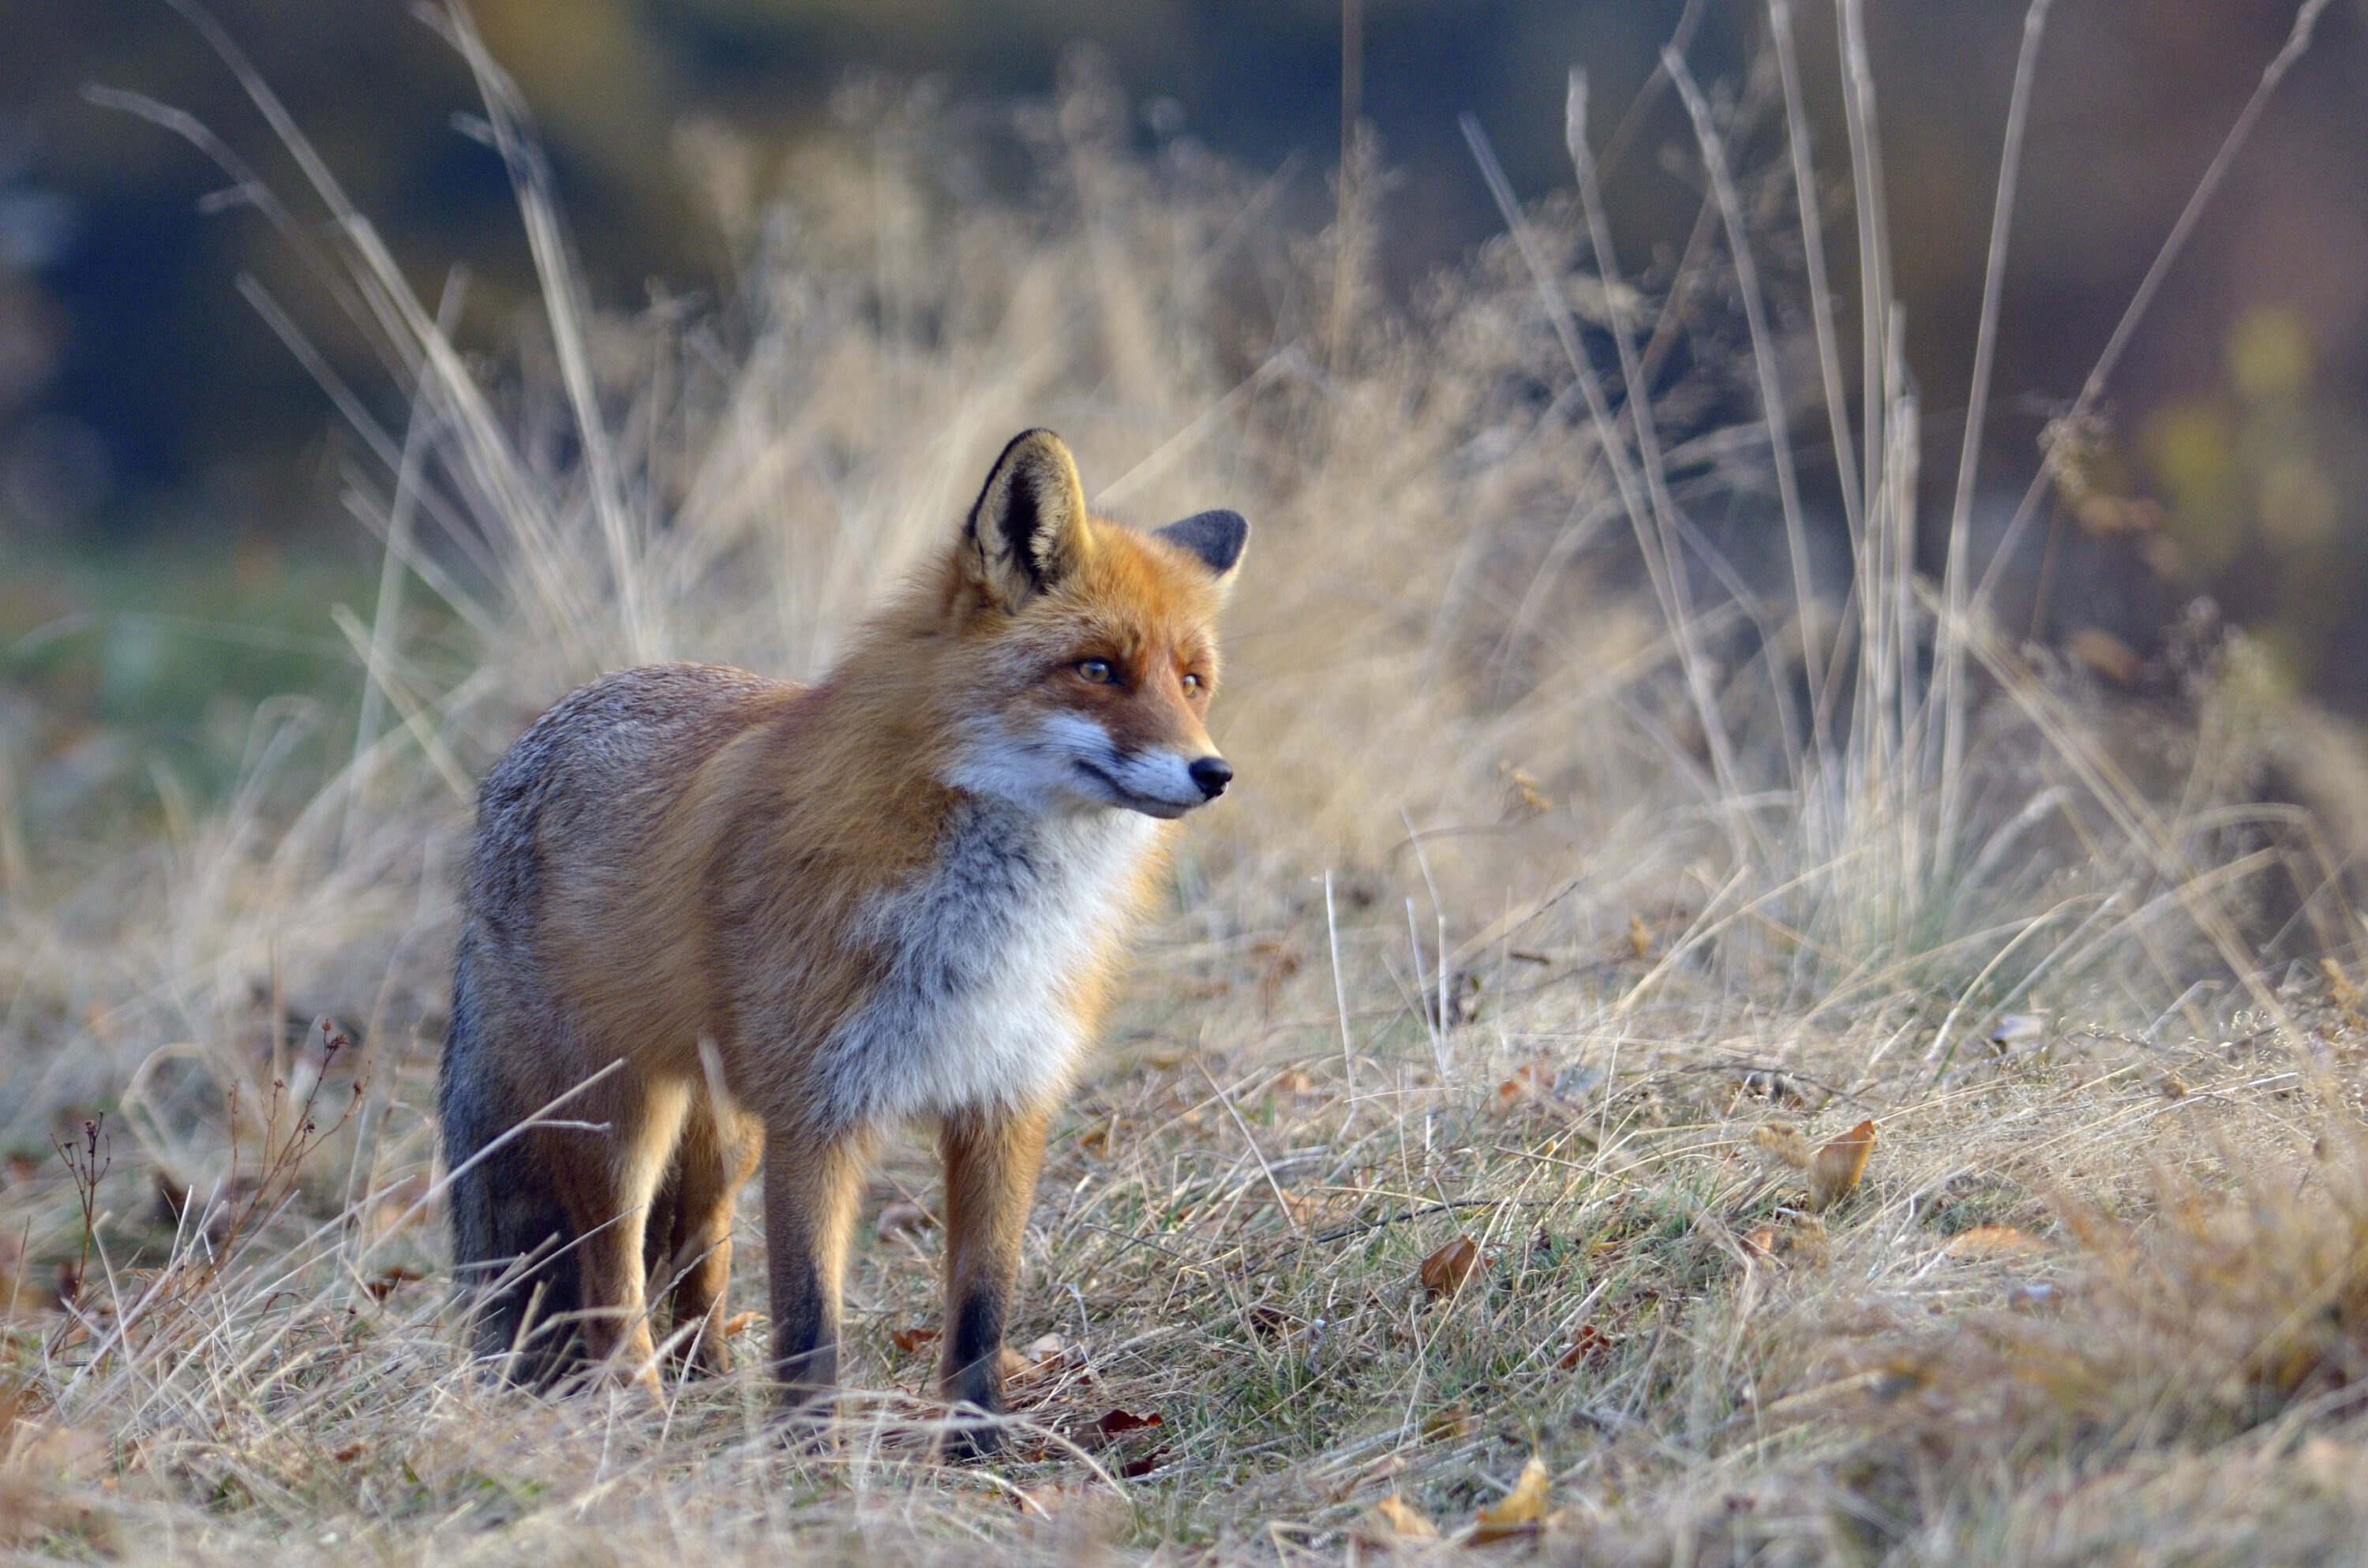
[975,519,1224,667]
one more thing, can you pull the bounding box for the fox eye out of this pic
[1076,658,1115,684]
[1181,672,1204,695]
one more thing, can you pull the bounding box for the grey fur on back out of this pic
[439,663,778,1383]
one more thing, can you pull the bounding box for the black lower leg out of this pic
[770,1258,839,1409]
[941,1285,1007,1458]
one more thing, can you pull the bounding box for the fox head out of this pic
[934,429,1246,820]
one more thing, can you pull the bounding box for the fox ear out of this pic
[1156,509,1249,586]
[965,429,1092,612]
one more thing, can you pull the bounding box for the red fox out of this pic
[438,430,1244,1453]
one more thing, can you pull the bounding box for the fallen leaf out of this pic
[1118,1446,1169,1479]
[1741,1226,1780,1262]
[1371,1493,1441,1540]
[364,1266,422,1301]
[1421,1405,1480,1443]
[1095,1408,1163,1440]
[1419,1236,1482,1299]
[875,1200,933,1238]
[1274,1068,1314,1095]
[1942,1224,2040,1260]
[999,1332,1078,1399]
[1471,1456,1552,1542]
[2158,1071,2189,1100]
[1493,1062,1555,1113]
[1752,1124,1814,1170]
[1808,1119,1876,1211]
[721,1311,759,1339]
[331,1441,365,1464]
[1627,915,1654,960]
[1557,1323,1616,1369]
[890,1325,939,1354]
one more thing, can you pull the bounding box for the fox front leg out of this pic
[936,1102,1051,1459]
[761,1129,870,1421]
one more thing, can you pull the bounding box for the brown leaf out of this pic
[999,1332,1077,1399]
[364,1265,422,1301]
[1493,1062,1555,1113]
[1808,1119,1876,1211]
[1626,915,1654,960]
[1471,1456,1552,1542]
[1741,1226,1780,1263]
[721,1311,759,1339]
[332,1441,365,1464]
[890,1325,940,1354]
[1370,1493,1441,1540]
[875,1199,934,1238]
[1421,1405,1480,1443]
[1118,1446,1169,1479]
[1095,1408,1163,1440]
[1942,1224,2040,1261]
[1557,1323,1616,1370]
[1419,1235,1482,1299]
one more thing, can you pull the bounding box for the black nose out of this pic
[1188,756,1233,799]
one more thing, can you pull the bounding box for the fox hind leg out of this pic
[554,1077,688,1390]
[441,950,589,1387]
[648,1102,762,1378]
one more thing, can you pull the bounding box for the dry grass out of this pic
[6,5,2368,1563]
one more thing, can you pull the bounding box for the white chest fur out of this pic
[813,799,1157,1131]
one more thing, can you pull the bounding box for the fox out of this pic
[437,429,1245,1453]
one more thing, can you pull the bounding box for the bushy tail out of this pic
[439,936,584,1387]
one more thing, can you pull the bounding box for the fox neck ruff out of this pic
[808,792,1159,1133]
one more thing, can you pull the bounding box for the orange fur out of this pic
[439,431,1244,1450]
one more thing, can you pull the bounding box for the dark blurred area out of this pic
[2,0,2365,721]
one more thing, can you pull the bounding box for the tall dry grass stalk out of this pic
[3,2,2363,1562]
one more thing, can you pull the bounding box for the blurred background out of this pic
[2,0,2365,811]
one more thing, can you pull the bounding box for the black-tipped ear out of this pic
[1156,509,1249,582]
[965,429,1092,612]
